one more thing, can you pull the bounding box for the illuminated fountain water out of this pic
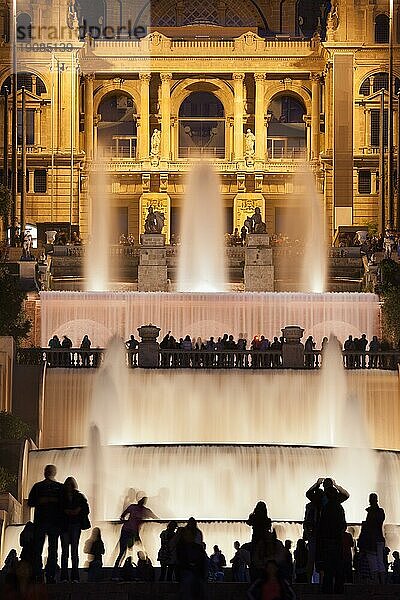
[3,164,400,568]
[316,335,379,513]
[84,166,110,291]
[300,169,327,293]
[177,163,227,292]
[5,338,398,565]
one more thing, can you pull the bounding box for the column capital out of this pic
[233,72,245,81]
[254,72,266,82]
[160,72,172,82]
[84,73,95,81]
[310,72,322,83]
[303,114,312,126]
[139,72,151,82]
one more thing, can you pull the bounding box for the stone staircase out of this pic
[48,247,364,292]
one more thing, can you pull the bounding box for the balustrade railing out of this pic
[16,348,106,368]
[15,348,400,371]
[52,245,138,258]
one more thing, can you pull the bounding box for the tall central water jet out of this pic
[299,169,327,293]
[85,166,110,291]
[177,163,227,292]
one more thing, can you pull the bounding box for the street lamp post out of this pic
[20,86,26,245]
[397,91,400,230]
[387,0,394,227]
[2,87,9,240]
[10,0,17,246]
[379,89,386,235]
[2,87,9,187]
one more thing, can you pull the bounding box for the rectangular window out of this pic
[34,169,47,193]
[17,109,35,145]
[371,109,388,147]
[358,170,372,194]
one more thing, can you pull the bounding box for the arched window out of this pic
[97,92,137,158]
[77,0,107,39]
[178,92,225,158]
[267,95,306,159]
[16,13,32,41]
[151,0,268,31]
[1,72,47,96]
[359,72,400,96]
[375,14,389,43]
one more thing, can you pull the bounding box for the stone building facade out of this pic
[0,0,399,244]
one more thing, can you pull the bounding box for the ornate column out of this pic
[93,115,100,160]
[364,108,371,149]
[138,73,151,160]
[160,73,172,161]
[310,73,321,160]
[324,62,333,153]
[233,73,245,161]
[34,108,41,146]
[84,73,95,161]
[254,72,266,161]
[265,113,272,158]
[303,115,312,161]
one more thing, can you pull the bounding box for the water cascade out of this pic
[41,369,400,450]
[39,291,380,348]
[177,163,227,292]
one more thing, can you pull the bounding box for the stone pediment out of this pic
[361,89,389,102]
[16,88,49,104]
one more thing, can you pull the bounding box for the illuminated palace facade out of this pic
[0,0,399,243]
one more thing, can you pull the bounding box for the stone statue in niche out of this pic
[245,129,256,157]
[144,206,165,234]
[150,128,161,157]
[250,207,267,234]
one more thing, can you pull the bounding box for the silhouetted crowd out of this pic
[159,331,400,370]
[45,331,400,371]
[2,465,400,600]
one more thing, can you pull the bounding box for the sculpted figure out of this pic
[250,207,267,234]
[144,206,164,234]
[245,129,256,158]
[150,128,161,157]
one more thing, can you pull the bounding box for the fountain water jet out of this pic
[299,169,327,293]
[89,337,134,446]
[278,167,327,292]
[85,166,110,291]
[177,163,227,292]
[317,334,379,511]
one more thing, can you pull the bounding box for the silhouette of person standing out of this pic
[28,464,63,583]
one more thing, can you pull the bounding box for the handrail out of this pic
[15,348,400,371]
